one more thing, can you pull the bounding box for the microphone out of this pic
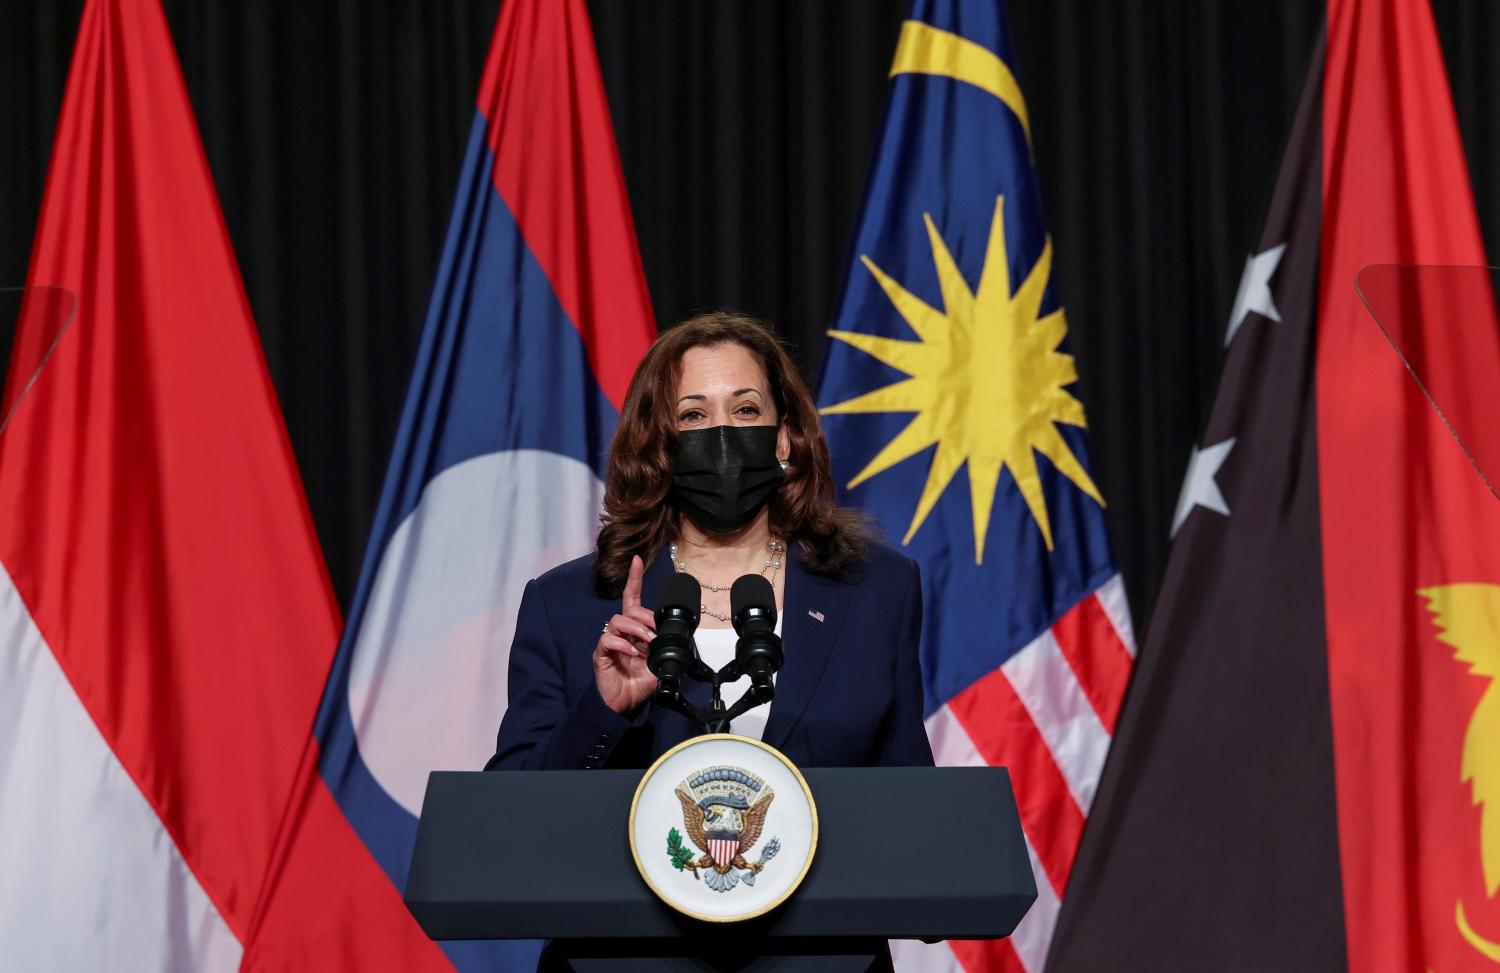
[648,572,702,701]
[730,574,783,703]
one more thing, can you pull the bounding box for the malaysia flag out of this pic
[817,3,1136,971]
[244,0,656,968]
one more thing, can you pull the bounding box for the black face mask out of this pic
[670,425,784,534]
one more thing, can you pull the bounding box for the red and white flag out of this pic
[0,0,347,967]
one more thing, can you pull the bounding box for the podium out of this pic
[404,765,1037,971]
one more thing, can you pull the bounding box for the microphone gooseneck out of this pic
[731,574,784,703]
[648,572,702,701]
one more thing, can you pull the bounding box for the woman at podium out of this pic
[487,311,933,771]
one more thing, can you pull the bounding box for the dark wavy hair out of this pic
[593,311,869,597]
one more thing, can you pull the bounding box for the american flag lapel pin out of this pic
[808,609,825,623]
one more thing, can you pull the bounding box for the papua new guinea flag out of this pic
[243,0,656,968]
[816,3,1135,971]
[1051,1,1500,970]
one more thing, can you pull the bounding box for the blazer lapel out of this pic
[762,550,852,751]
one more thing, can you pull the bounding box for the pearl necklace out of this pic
[669,536,784,622]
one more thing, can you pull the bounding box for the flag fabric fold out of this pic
[816,3,1134,970]
[243,0,657,968]
[0,0,341,967]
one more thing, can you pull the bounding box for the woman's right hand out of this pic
[593,555,659,714]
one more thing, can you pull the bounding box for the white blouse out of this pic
[692,614,783,741]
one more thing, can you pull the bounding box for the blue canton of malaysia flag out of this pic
[243,0,656,968]
[816,3,1136,972]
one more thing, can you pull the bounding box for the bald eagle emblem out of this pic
[666,765,780,893]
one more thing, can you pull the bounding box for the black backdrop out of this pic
[4,1,1499,627]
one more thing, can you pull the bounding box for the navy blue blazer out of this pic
[486,541,934,771]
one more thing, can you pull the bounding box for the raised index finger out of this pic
[622,554,645,612]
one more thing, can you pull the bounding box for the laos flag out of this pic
[245,0,655,967]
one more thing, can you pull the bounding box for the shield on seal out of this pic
[707,836,738,869]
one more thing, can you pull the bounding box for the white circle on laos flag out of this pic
[346,448,602,816]
[630,734,818,922]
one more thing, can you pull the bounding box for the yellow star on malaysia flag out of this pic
[821,195,1104,563]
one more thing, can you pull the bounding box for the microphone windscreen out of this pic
[662,572,702,613]
[730,573,775,618]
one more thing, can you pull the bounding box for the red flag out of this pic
[0,0,412,967]
[1319,0,1500,968]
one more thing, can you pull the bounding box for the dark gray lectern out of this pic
[405,766,1035,972]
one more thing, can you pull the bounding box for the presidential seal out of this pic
[629,734,817,922]
[670,765,778,893]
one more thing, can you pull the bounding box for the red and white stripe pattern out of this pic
[892,575,1136,973]
[708,838,739,869]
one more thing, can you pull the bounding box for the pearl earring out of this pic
[779,459,790,471]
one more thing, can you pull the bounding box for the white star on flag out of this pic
[1171,438,1236,537]
[1225,243,1286,346]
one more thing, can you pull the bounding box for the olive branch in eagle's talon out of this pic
[666,827,697,876]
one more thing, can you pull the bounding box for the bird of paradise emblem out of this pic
[1421,583,1500,962]
[665,765,779,894]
